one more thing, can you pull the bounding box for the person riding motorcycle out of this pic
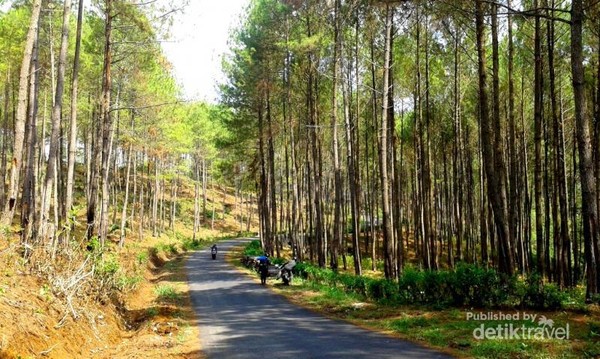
[211,244,218,260]
[257,254,270,285]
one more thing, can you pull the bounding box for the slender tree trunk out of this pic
[341,16,356,271]
[266,92,278,256]
[571,0,599,298]
[21,30,40,244]
[330,0,342,271]
[379,4,395,279]
[476,0,514,275]
[2,0,42,225]
[152,158,159,237]
[452,25,463,267]
[119,143,132,247]
[97,0,114,245]
[86,105,102,241]
[0,77,9,208]
[533,0,546,278]
[506,0,521,273]
[138,162,145,242]
[596,17,600,292]
[65,0,85,222]
[39,0,73,241]
[193,160,200,241]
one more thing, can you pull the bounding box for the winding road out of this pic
[186,238,451,359]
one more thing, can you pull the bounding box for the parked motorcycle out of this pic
[211,245,217,260]
[276,258,297,285]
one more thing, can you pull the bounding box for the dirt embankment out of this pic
[0,239,202,359]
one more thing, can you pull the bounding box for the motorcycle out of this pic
[276,258,297,285]
[211,245,217,260]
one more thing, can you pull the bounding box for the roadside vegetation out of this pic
[0,177,252,357]
[0,0,256,356]
[237,240,600,359]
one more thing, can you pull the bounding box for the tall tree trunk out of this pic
[452,25,462,268]
[98,0,114,245]
[330,0,342,271]
[379,4,395,279]
[507,0,521,273]
[546,1,571,287]
[533,0,546,278]
[423,7,436,270]
[65,0,85,222]
[596,16,600,291]
[0,77,9,208]
[2,0,42,225]
[266,92,278,256]
[476,0,514,276]
[21,30,40,244]
[351,12,362,275]
[571,0,599,299]
[193,160,200,241]
[119,143,132,247]
[39,0,73,241]
[258,99,270,252]
[306,15,324,267]
[86,104,102,241]
[152,158,159,237]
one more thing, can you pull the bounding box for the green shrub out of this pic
[277,257,291,265]
[339,274,368,297]
[96,254,120,278]
[517,273,567,310]
[136,252,149,266]
[240,235,574,311]
[156,243,178,254]
[422,270,448,304]
[445,263,505,307]
[366,278,398,302]
[117,274,143,291]
[203,209,215,220]
[367,279,385,300]
[541,283,567,309]
[182,236,202,250]
[87,237,101,253]
[521,273,544,308]
[292,262,310,279]
[154,285,181,301]
[243,240,263,256]
[398,265,424,303]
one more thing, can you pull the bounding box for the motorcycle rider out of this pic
[258,254,270,285]
[211,244,218,259]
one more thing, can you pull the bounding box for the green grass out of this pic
[146,307,159,318]
[154,285,181,302]
[243,239,263,256]
[470,340,533,359]
[136,252,149,265]
[117,274,143,290]
[233,241,598,359]
[156,243,178,255]
[176,324,192,343]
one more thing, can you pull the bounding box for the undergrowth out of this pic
[242,240,592,311]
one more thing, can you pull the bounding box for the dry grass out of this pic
[0,180,257,358]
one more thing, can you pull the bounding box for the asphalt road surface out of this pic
[186,238,451,359]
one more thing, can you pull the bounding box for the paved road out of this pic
[186,238,451,359]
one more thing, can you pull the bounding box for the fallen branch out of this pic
[4,298,25,309]
[39,344,57,356]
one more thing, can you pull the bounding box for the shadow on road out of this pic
[184,239,452,359]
